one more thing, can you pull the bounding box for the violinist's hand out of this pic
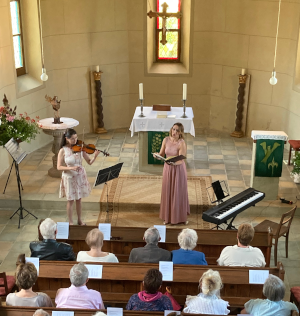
[94,150,101,159]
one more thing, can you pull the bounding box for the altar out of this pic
[129,106,195,173]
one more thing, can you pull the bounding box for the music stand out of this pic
[4,138,37,228]
[94,162,123,217]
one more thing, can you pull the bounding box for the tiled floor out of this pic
[0,128,299,301]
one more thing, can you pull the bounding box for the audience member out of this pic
[33,310,50,316]
[217,223,266,267]
[93,312,107,316]
[55,262,104,309]
[126,268,173,311]
[6,263,53,307]
[30,218,76,261]
[77,228,118,262]
[172,228,207,265]
[128,227,171,263]
[183,269,229,315]
[241,274,298,316]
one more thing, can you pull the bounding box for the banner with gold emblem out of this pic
[148,131,169,164]
[255,139,284,177]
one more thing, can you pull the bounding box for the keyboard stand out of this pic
[225,215,237,230]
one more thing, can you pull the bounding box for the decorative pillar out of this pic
[93,71,107,134]
[231,74,248,138]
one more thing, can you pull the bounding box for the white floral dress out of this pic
[59,147,91,201]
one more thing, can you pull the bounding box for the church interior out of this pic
[1,0,300,314]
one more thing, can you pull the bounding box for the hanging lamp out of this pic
[38,0,48,81]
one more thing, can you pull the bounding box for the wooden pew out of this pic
[32,260,284,308]
[38,225,272,266]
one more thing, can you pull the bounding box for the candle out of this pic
[139,83,143,100]
[183,83,187,100]
[241,68,246,75]
[96,65,100,72]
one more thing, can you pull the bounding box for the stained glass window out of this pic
[10,0,25,76]
[156,0,181,61]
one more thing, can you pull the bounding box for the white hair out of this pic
[33,310,50,316]
[263,274,285,301]
[70,262,89,287]
[40,218,57,239]
[93,312,107,316]
[178,228,198,250]
[144,227,160,245]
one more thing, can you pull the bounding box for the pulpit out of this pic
[129,106,195,173]
[250,131,288,200]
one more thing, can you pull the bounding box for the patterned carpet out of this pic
[98,175,213,229]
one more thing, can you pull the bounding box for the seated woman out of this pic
[172,228,207,265]
[241,274,298,316]
[6,263,53,307]
[183,269,229,315]
[126,268,173,311]
[76,228,118,262]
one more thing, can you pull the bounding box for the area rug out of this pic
[98,175,213,229]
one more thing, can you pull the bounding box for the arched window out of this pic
[156,0,181,62]
[10,0,26,76]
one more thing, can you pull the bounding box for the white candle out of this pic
[241,68,246,75]
[139,83,143,100]
[183,83,187,100]
[96,65,100,72]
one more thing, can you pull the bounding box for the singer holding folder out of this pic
[153,123,190,225]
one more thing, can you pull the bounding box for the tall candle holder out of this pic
[181,99,188,118]
[138,99,145,117]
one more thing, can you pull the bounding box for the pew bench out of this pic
[32,261,284,309]
[38,225,272,267]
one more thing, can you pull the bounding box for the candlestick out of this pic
[241,68,246,75]
[181,99,188,118]
[139,83,143,100]
[96,65,100,72]
[138,99,145,117]
[183,83,187,100]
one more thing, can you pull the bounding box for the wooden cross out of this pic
[147,2,182,45]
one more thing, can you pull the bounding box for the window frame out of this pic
[10,0,26,76]
[155,0,181,63]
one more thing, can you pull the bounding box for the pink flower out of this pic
[7,115,14,122]
[31,119,35,123]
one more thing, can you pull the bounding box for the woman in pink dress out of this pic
[154,123,190,224]
[57,128,100,225]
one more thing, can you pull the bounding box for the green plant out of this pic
[0,94,40,146]
[291,151,300,175]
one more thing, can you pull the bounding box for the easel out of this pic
[4,138,37,228]
[94,162,123,221]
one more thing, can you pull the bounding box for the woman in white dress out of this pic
[57,128,100,225]
[183,269,230,315]
[77,228,119,262]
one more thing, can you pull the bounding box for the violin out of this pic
[72,140,109,156]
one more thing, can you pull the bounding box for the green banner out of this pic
[148,131,169,164]
[255,139,284,177]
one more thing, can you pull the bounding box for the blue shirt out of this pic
[172,248,207,265]
[245,299,298,316]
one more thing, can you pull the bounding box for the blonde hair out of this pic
[85,228,104,249]
[199,269,223,296]
[169,123,184,140]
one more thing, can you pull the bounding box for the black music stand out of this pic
[4,138,37,228]
[94,162,123,217]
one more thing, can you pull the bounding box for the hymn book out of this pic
[152,153,186,163]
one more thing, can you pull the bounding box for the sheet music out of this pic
[4,138,27,164]
[56,222,69,239]
[26,257,39,275]
[98,223,111,240]
[52,312,74,316]
[107,307,123,316]
[85,264,103,279]
[159,261,173,281]
[249,270,269,284]
[154,225,166,242]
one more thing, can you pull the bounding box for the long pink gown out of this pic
[159,137,190,224]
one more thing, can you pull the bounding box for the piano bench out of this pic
[288,140,300,165]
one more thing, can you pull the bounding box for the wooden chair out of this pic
[0,272,16,297]
[254,206,297,266]
[290,286,300,311]
[288,140,300,165]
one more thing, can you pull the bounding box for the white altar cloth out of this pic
[38,117,79,130]
[129,106,195,137]
[251,130,288,141]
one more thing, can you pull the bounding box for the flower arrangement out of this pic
[0,94,40,146]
